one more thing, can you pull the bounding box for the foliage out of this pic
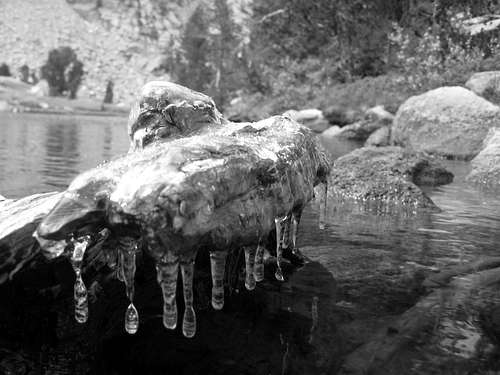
[103,80,114,104]
[40,46,84,99]
[0,63,10,77]
[168,0,244,110]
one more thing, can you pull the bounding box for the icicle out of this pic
[254,244,265,282]
[71,236,90,324]
[274,217,287,281]
[318,182,328,230]
[209,251,227,310]
[121,239,138,334]
[291,213,299,254]
[181,257,196,338]
[156,253,179,330]
[74,270,88,323]
[244,246,256,291]
[122,241,137,301]
[281,216,290,249]
[116,250,125,282]
[125,303,139,334]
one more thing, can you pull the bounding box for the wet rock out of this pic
[283,108,330,133]
[330,146,453,208]
[0,192,62,284]
[364,126,391,147]
[392,86,500,160]
[466,128,500,189]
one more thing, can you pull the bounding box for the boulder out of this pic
[466,128,500,188]
[283,108,330,133]
[328,118,386,142]
[392,86,500,160]
[365,105,394,124]
[329,146,453,209]
[320,125,341,140]
[465,71,500,103]
[365,126,391,147]
[323,105,357,126]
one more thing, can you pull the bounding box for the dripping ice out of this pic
[121,238,139,334]
[71,236,90,324]
[209,251,227,310]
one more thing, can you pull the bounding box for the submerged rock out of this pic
[393,86,500,160]
[329,146,453,209]
[466,128,500,189]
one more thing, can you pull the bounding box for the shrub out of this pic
[0,63,11,76]
[41,46,84,98]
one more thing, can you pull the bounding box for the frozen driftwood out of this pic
[33,81,331,339]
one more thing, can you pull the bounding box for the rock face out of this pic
[467,128,500,188]
[392,86,500,160]
[329,146,453,209]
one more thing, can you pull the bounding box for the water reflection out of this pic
[0,113,129,198]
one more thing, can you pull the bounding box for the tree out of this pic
[0,63,10,77]
[176,6,213,93]
[41,47,84,98]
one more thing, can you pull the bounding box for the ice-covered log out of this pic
[36,102,330,337]
[0,192,62,284]
[37,116,330,258]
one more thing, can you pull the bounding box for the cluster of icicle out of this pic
[69,183,328,338]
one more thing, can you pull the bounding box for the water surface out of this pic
[0,112,129,198]
[1,113,500,374]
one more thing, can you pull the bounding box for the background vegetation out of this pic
[157,0,500,118]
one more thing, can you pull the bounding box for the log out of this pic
[0,192,62,284]
[0,81,333,373]
[37,116,330,261]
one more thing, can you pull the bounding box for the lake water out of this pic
[0,112,129,198]
[1,112,500,374]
